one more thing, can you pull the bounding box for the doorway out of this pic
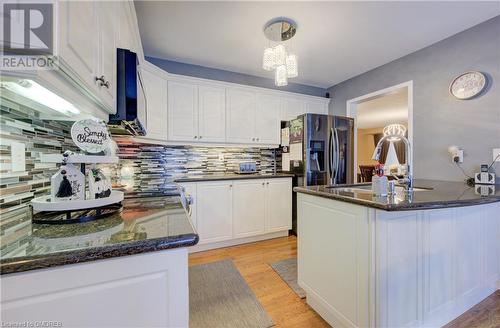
[346,81,413,182]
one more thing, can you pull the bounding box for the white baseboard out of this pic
[189,231,288,253]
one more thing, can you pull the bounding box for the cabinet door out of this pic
[140,67,167,140]
[233,180,266,238]
[97,1,117,112]
[196,181,233,244]
[305,99,328,115]
[58,1,98,92]
[281,97,305,121]
[266,179,292,232]
[226,88,256,144]
[167,81,198,141]
[198,85,226,142]
[255,93,280,145]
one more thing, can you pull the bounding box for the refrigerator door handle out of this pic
[334,127,340,183]
[330,127,336,184]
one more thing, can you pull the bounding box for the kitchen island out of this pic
[1,197,198,328]
[294,180,500,328]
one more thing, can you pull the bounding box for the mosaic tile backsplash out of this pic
[0,96,279,212]
[114,139,278,197]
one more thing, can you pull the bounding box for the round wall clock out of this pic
[449,71,487,100]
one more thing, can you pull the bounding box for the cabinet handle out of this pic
[95,75,110,88]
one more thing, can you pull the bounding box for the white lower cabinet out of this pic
[1,248,189,328]
[233,180,267,238]
[184,177,292,251]
[196,181,233,244]
[297,194,500,328]
[266,178,293,232]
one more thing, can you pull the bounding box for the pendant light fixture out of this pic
[262,18,298,86]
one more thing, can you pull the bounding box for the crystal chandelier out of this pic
[262,18,298,87]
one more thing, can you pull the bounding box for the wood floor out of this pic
[189,235,330,328]
[189,235,500,328]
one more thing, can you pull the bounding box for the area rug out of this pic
[270,258,306,299]
[189,259,274,328]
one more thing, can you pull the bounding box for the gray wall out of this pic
[328,16,500,182]
[146,56,327,97]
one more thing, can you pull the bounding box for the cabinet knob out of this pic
[252,138,255,141]
[95,75,110,88]
[199,136,202,139]
[256,138,260,141]
[229,184,233,188]
[266,182,269,185]
[194,136,198,139]
[262,182,265,186]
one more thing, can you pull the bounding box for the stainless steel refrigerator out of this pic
[287,114,354,233]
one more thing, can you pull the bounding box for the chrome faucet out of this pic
[371,134,413,193]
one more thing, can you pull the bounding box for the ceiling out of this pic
[135,2,500,88]
[357,88,408,129]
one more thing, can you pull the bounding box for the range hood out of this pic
[108,48,147,136]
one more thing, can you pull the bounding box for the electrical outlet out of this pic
[456,150,464,163]
[218,153,224,161]
[493,148,500,162]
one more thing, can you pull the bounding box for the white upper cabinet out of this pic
[58,1,98,94]
[198,85,226,142]
[167,81,199,141]
[97,1,117,111]
[226,88,257,144]
[57,0,116,113]
[255,93,280,145]
[305,99,328,115]
[281,96,306,121]
[140,65,167,141]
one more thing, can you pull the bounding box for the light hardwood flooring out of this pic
[189,235,500,328]
[189,235,330,328]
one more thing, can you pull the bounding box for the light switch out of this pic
[11,142,26,172]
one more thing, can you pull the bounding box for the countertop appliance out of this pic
[235,162,257,174]
[284,113,354,235]
[475,164,496,185]
[108,48,147,136]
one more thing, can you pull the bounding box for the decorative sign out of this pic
[71,119,111,153]
[450,71,487,100]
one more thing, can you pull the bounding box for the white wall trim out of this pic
[346,80,414,179]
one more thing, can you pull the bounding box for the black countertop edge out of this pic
[174,173,295,183]
[0,233,199,275]
[293,187,500,211]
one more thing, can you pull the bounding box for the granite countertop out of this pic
[294,179,500,211]
[174,172,295,183]
[0,196,198,275]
